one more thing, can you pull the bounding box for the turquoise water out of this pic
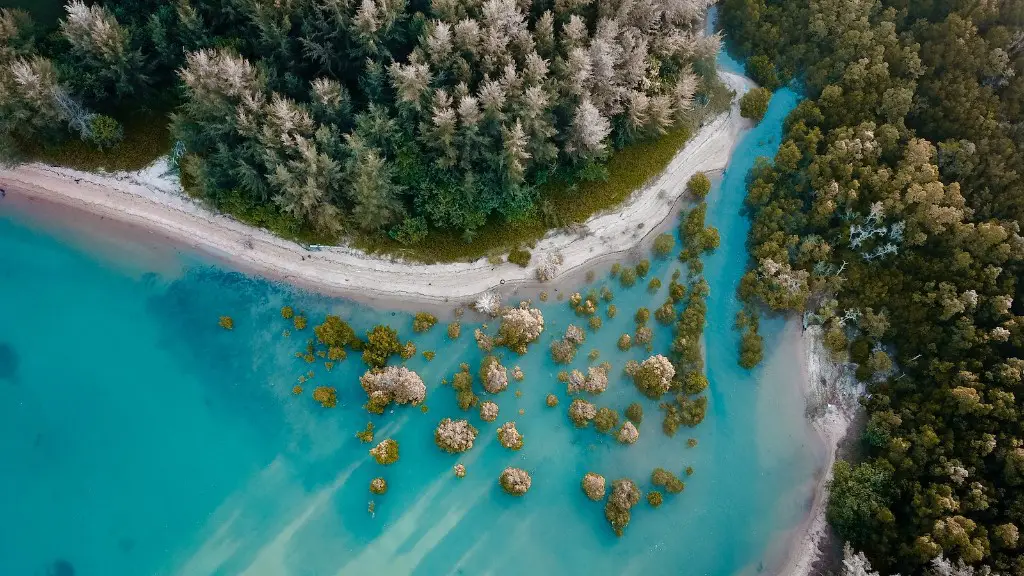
[0,87,818,575]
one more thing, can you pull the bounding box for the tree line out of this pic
[722,0,1024,573]
[1,0,722,244]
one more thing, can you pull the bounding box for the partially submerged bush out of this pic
[401,341,416,359]
[569,398,598,427]
[605,479,641,537]
[567,366,609,395]
[565,324,586,345]
[653,233,675,257]
[356,422,374,443]
[655,301,676,324]
[607,304,618,318]
[218,316,234,330]
[617,421,639,444]
[312,386,337,408]
[480,401,499,422]
[370,439,399,465]
[512,366,524,381]
[362,325,402,368]
[647,491,663,507]
[740,87,772,122]
[452,364,478,410]
[687,172,711,199]
[620,267,637,287]
[281,306,294,319]
[635,308,650,325]
[630,355,676,398]
[315,315,358,351]
[635,260,650,278]
[435,418,479,453]
[551,338,578,364]
[499,467,532,496]
[617,334,632,350]
[546,394,559,407]
[293,315,307,330]
[651,468,685,494]
[447,322,462,339]
[413,312,438,332]
[594,407,620,433]
[479,355,509,394]
[370,477,388,495]
[497,421,524,450]
[454,464,466,478]
[625,403,644,424]
[582,473,607,501]
[634,326,653,345]
[683,372,709,395]
[360,366,427,413]
[588,316,603,331]
[495,305,545,353]
[648,278,662,293]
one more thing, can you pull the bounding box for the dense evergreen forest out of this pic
[0,0,723,247]
[721,0,1024,573]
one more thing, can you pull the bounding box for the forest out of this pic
[721,0,1024,573]
[0,0,723,250]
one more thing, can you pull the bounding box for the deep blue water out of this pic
[0,72,818,576]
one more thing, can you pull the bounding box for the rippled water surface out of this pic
[0,46,821,576]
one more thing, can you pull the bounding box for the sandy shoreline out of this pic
[0,70,751,311]
[768,323,860,576]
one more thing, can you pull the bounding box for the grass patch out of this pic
[18,103,174,173]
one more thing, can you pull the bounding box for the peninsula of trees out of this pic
[1,0,722,248]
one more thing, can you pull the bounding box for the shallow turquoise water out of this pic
[0,86,817,575]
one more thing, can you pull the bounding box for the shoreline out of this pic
[769,323,860,576]
[0,70,751,311]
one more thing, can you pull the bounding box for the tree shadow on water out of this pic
[0,342,18,382]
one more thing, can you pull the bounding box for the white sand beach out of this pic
[1,70,752,309]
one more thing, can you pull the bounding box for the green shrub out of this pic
[413,312,438,332]
[89,114,124,150]
[619,267,636,287]
[746,55,780,90]
[635,308,650,325]
[635,260,650,278]
[508,247,532,267]
[594,407,620,433]
[647,491,664,507]
[687,172,711,199]
[625,402,643,424]
[647,277,662,293]
[653,233,675,257]
[362,325,401,368]
[740,87,772,122]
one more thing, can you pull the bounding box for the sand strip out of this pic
[0,71,751,309]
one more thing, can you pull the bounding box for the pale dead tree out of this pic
[523,51,549,85]
[453,19,482,53]
[671,67,698,121]
[61,0,129,63]
[388,61,432,107]
[180,48,261,103]
[425,20,454,64]
[533,11,555,56]
[566,98,611,160]
[564,46,593,96]
[502,119,531,182]
[561,15,589,51]
[840,543,884,576]
[427,88,458,167]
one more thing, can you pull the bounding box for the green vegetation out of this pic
[1,0,729,262]
[217,316,233,330]
[739,87,771,122]
[369,477,388,495]
[653,233,675,257]
[594,408,620,434]
[625,403,644,424]
[651,468,685,494]
[412,313,438,333]
[362,325,401,369]
[686,172,711,199]
[507,247,532,268]
[723,0,1024,571]
[355,422,374,444]
[647,491,663,508]
[369,439,399,466]
[312,386,337,408]
[451,363,478,411]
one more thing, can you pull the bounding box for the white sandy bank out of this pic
[0,71,751,307]
[774,324,864,576]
